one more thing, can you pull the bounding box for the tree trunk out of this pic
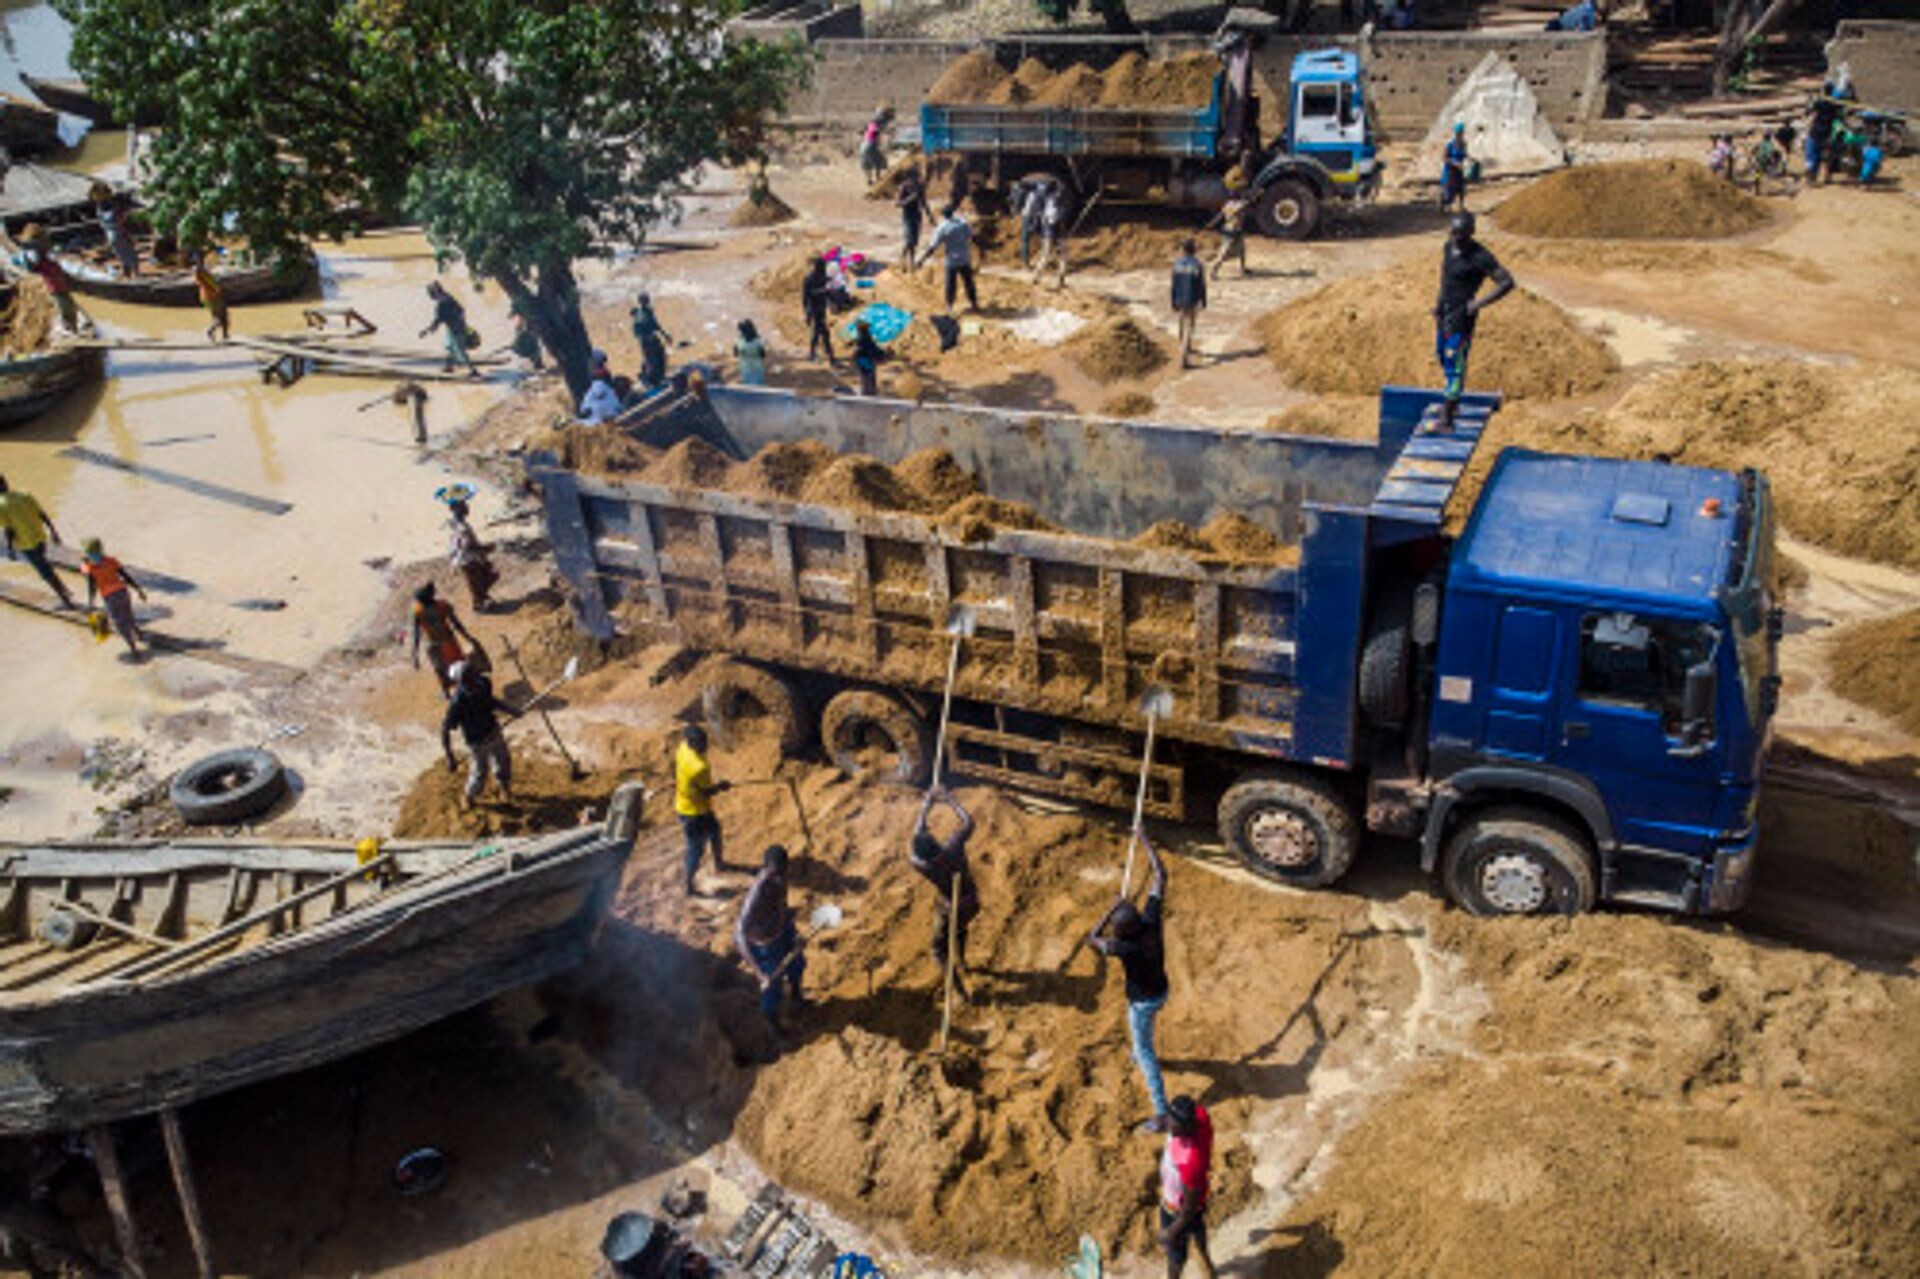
[1711,0,1804,96]
[494,259,595,402]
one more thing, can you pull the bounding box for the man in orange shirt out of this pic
[78,537,149,660]
[193,254,230,342]
[409,581,483,697]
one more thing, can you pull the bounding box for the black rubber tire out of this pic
[1218,771,1358,889]
[1359,580,1415,727]
[701,660,808,757]
[1441,807,1597,917]
[820,689,931,787]
[170,747,288,826]
[38,910,96,951]
[1254,177,1321,241]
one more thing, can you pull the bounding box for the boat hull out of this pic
[64,256,316,308]
[0,828,638,1135]
[0,346,103,427]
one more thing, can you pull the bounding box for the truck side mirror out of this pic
[1412,582,1440,647]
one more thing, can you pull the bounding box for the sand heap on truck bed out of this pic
[1495,159,1771,240]
[1255,259,1617,400]
[926,50,1217,108]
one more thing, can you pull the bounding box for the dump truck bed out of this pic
[536,386,1496,783]
[919,76,1224,160]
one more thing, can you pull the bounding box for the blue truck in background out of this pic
[919,27,1379,240]
[537,385,1779,917]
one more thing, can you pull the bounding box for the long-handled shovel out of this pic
[1118,684,1175,896]
[765,902,843,985]
[518,656,580,717]
[502,638,584,780]
[928,603,977,788]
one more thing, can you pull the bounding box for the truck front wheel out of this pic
[1441,807,1597,916]
[1219,772,1358,889]
[1254,178,1320,240]
[820,689,931,787]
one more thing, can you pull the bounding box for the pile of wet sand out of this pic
[730,188,798,228]
[1468,361,1920,569]
[1255,259,1617,400]
[1828,608,1920,734]
[1,278,56,354]
[927,50,1217,109]
[1066,315,1167,380]
[1495,159,1771,240]
[1102,390,1155,418]
[1134,511,1293,563]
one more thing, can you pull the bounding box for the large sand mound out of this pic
[1495,159,1771,240]
[1829,608,1920,735]
[927,50,1216,108]
[1254,260,1617,400]
[1470,362,1920,569]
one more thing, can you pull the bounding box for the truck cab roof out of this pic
[1291,49,1361,84]
[1451,449,1743,614]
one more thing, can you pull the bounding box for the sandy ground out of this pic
[0,129,1916,1278]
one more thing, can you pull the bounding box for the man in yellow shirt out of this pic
[0,475,75,609]
[675,725,731,894]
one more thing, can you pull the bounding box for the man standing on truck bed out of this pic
[1171,240,1207,370]
[676,724,731,894]
[911,784,979,1004]
[919,206,980,314]
[1433,211,1513,430]
[1088,825,1173,1133]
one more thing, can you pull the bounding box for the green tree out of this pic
[56,0,808,395]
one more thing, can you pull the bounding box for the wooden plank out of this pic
[231,336,480,383]
[87,1126,147,1279]
[57,446,293,515]
[159,1109,216,1279]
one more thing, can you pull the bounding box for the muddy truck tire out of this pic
[701,659,809,756]
[1442,807,1597,916]
[1219,770,1357,888]
[820,689,931,787]
[170,747,288,826]
[1255,178,1320,241]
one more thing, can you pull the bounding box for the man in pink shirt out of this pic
[1158,1094,1216,1277]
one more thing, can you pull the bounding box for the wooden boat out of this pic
[0,93,63,153]
[60,252,318,308]
[19,72,156,129]
[0,783,646,1136]
[0,344,104,426]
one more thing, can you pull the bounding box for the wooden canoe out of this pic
[0,93,62,153]
[19,73,156,129]
[0,784,646,1136]
[0,344,103,427]
[61,254,317,308]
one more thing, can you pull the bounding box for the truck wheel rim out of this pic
[1273,197,1301,225]
[1480,853,1548,913]
[1249,809,1317,867]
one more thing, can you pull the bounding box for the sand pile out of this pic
[526,423,652,473]
[394,754,640,839]
[1102,391,1155,418]
[730,189,798,228]
[1255,260,1617,400]
[1474,361,1920,569]
[864,147,925,200]
[1271,906,1920,1276]
[1828,608,1920,735]
[1495,159,1771,240]
[1133,512,1296,564]
[1264,395,1378,442]
[1067,221,1202,274]
[927,50,1217,109]
[1,278,56,354]
[1066,315,1167,380]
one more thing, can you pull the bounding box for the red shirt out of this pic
[81,555,128,598]
[1160,1104,1213,1212]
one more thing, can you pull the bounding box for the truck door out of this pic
[1550,611,1723,855]
[1292,82,1348,150]
[1481,604,1560,760]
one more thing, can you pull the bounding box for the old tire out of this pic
[1219,771,1358,889]
[170,748,288,826]
[1441,807,1597,917]
[1254,178,1320,241]
[1359,580,1414,727]
[701,660,808,757]
[820,689,931,787]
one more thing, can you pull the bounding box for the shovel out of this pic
[518,656,580,717]
[1119,684,1174,897]
[503,637,585,780]
[766,902,843,984]
[928,603,977,788]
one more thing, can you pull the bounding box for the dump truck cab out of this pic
[1247,49,1381,240]
[1422,452,1779,915]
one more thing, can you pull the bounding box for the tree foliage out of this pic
[56,0,808,392]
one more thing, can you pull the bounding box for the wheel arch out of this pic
[1251,156,1333,200]
[1421,768,1613,874]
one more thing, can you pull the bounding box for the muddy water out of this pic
[0,233,514,834]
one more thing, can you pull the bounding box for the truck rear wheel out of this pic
[820,689,930,787]
[1254,178,1320,241]
[1219,771,1358,889]
[701,660,808,757]
[1441,807,1597,916]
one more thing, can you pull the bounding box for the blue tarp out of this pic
[842,301,913,345]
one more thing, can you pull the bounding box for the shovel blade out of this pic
[809,903,844,930]
[944,602,978,638]
[563,656,580,681]
[1140,684,1175,720]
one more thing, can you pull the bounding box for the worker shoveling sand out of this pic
[1255,259,1617,400]
[1495,158,1772,240]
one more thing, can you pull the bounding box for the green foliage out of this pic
[1035,0,1136,31]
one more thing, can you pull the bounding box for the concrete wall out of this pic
[785,29,1608,141]
[1828,20,1920,114]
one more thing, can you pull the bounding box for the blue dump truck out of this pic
[536,386,1778,916]
[919,31,1379,240]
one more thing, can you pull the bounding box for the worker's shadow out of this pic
[789,857,868,896]
[977,953,1109,1016]
[1162,925,1418,1107]
[1217,1220,1345,1277]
